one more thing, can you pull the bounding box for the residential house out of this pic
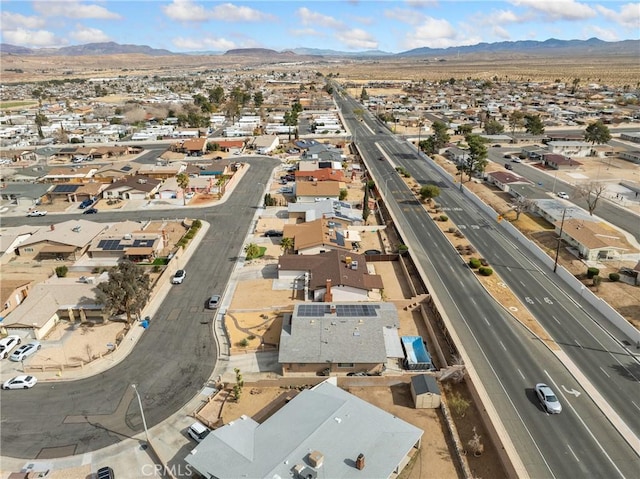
[102,175,162,201]
[2,277,109,340]
[15,220,107,261]
[174,137,207,156]
[0,183,51,206]
[88,231,164,263]
[542,153,583,170]
[185,380,422,479]
[277,250,383,301]
[546,140,592,158]
[295,168,348,184]
[287,199,363,225]
[93,162,142,183]
[137,162,186,180]
[295,181,341,203]
[486,170,532,193]
[283,218,358,255]
[0,225,38,262]
[39,166,97,183]
[46,182,104,205]
[0,279,32,319]
[252,135,279,154]
[279,302,402,376]
[555,218,635,261]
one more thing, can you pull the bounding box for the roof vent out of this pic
[308,451,324,468]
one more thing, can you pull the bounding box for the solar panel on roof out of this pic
[297,304,379,318]
[53,184,80,193]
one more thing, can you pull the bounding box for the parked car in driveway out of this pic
[2,375,37,390]
[535,383,562,414]
[0,335,22,359]
[10,341,41,361]
[188,421,211,442]
[27,210,47,217]
[79,198,94,209]
[264,230,283,237]
[171,269,186,284]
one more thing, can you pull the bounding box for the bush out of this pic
[238,338,249,347]
[480,258,489,266]
[609,272,620,282]
[587,266,600,278]
[192,219,202,229]
[469,258,481,268]
[478,266,494,276]
[448,226,456,233]
[439,215,449,221]
[55,265,68,277]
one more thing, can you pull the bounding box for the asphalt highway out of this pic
[0,157,280,458]
[335,89,640,478]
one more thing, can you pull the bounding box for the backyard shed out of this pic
[410,374,441,409]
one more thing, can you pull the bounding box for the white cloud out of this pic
[595,3,640,30]
[3,28,60,47]
[493,25,511,40]
[69,26,110,43]
[584,25,618,42]
[163,0,274,23]
[296,7,344,29]
[289,28,324,37]
[32,1,121,20]
[402,17,458,49]
[172,36,237,51]
[406,0,439,7]
[510,0,596,21]
[336,28,378,50]
[0,11,46,29]
[210,3,276,22]
[385,8,424,26]
[162,0,210,22]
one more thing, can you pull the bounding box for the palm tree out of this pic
[280,237,294,254]
[176,173,189,205]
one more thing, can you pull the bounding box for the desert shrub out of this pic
[469,258,481,268]
[480,258,489,266]
[592,275,602,287]
[55,265,68,277]
[448,226,457,233]
[238,338,249,347]
[192,219,202,229]
[478,266,494,276]
[587,266,600,278]
[439,215,449,221]
[454,230,465,238]
[608,272,620,282]
[247,335,256,340]
[467,245,476,254]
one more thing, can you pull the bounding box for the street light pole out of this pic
[553,208,567,273]
[131,384,149,442]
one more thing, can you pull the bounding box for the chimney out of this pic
[325,279,333,303]
[355,454,365,470]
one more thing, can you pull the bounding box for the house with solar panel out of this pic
[279,302,403,376]
[282,217,361,255]
[88,232,164,263]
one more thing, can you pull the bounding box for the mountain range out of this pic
[1,38,638,58]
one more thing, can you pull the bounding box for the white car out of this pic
[27,210,47,217]
[2,375,38,390]
[535,383,562,414]
[557,192,570,200]
[185,192,195,200]
[0,335,22,359]
[188,421,210,442]
[10,341,41,362]
[171,269,186,284]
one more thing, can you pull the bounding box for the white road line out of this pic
[500,341,507,351]
[552,315,561,325]
[519,280,527,287]
[546,372,626,478]
[599,366,611,378]
[518,369,526,380]
[631,401,640,413]
[483,316,491,326]
[574,339,582,349]
[566,444,580,462]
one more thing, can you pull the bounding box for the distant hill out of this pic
[397,37,640,57]
[0,41,175,56]
[1,38,637,58]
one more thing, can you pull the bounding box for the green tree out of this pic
[508,111,525,134]
[456,124,473,136]
[280,237,294,254]
[584,120,611,155]
[360,87,369,101]
[176,172,190,205]
[283,107,299,142]
[457,134,488,184]
[524,114,545,135]
[419,184,441,202]
[95,260,152,324]
[253,91,264,108]
[339,188,348,200]
[244,242,261,259]
[208,86,225,105]
[484,119,504,135]
[423,120,450,154]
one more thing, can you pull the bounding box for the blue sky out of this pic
[1,1,638,53]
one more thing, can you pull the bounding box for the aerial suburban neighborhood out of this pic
[1,4,639,478]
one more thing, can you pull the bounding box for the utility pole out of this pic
[553,208,567,273]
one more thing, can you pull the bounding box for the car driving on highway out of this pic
[535,383,562,414]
